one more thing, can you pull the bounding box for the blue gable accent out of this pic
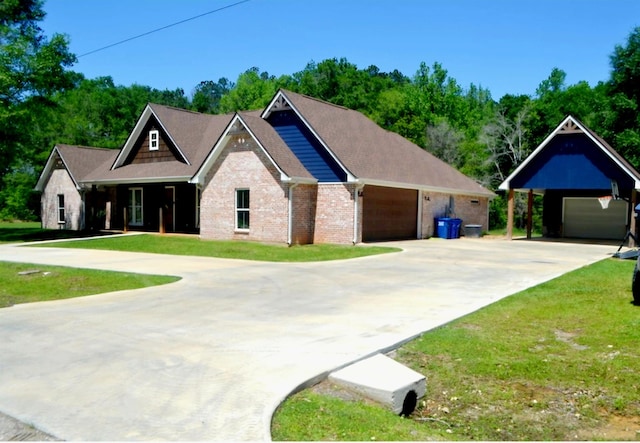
[511,133,634,190]
[267,111,347,182]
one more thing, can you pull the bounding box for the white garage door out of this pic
[563,197,628,240]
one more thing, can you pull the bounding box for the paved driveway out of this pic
[0,237,615,440]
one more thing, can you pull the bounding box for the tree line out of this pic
[2,1,640,229]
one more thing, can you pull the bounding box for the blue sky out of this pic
[41,0,640,100]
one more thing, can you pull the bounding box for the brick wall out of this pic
[314,183,357,244]
[420,192,489,238]
[290,184,317,245]
[40,168,83,230]
[199,138,289,243]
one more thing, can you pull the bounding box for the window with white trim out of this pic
[57,194,65,224]
[128,187,143,226]
[149,130,159,151]
[235,189,250,230]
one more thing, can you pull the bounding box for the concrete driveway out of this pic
[0,237,616,440]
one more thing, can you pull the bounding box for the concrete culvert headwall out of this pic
[328,353,426,416]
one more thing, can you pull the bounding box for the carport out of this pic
[499,116,640,245]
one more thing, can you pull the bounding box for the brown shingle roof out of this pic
[45,94,495,198]
[282,90,494,196]
[56,144,118,184]
[88,104,233,182]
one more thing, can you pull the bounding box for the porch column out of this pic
[507,189,514,240]
[159,207,165,234]
[630,189,638,248]
[526,189,533,239]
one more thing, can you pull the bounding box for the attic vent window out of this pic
[149,130,159,151]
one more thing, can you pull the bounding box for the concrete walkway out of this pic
[0,237,617,441]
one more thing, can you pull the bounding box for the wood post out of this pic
[123,207,128,233]
[527,189,533,239]
[507,189,514,240]
[159,207,165,234]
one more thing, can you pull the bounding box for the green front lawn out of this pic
[272,258,640,441]
[0,221,112,244]
[0,261,179,308]
[36,234,401,262]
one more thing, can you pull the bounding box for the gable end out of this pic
[121,117,187,166]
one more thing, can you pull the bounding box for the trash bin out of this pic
[435,217,451,238]
[464,224,483,238]
[449,218,462,239]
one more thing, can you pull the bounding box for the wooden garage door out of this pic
[363,186,417,241]
[563,197,627,240]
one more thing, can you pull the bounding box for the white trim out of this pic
[361,177,495,198]
[261,90,356,182]
[149,129,159,151]
[235,188,250,231]
[112,105,190,169]
[499,115,640,191]
[417,190,423,239]
[35,146,81,192]
[85,175,191,186]
[287,183,299,245]
[353,182,364,244]
[57,194,65,224]
[128,187,144,227]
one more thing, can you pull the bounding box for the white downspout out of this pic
[417,189,423,239]
[287,182,299,246]
[353,183,364,244]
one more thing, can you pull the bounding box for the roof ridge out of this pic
[280,89,350,111]
[57,144,115,151]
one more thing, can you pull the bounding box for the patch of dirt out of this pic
[576,414,640,440]
[554,329,589,350]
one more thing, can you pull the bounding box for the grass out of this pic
[488,226,542,237]
[0,261,179,308]
[271,258,640,441]
[35,234,401,262]
[0,221,113,244]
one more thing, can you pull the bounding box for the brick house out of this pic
[36,89,494,244]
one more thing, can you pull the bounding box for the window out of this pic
[149,130,159,151]
[57,194,65,224]
[128,188,143,226]
[235,189,250,230]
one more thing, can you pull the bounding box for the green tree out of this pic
[218,67,286,112]
[605,26,640,165]
[192,78,233,114]
[0,0,76,219]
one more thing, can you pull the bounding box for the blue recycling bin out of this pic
[435,217,450,238]
[435,217,462,239]
[449,218,462,239]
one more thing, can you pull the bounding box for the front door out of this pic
[164,186,175,232]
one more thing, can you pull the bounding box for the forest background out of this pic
[2,0,640,230]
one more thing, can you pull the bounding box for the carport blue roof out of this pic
[499,116,640,192]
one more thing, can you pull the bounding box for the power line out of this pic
[78,0,251,58]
